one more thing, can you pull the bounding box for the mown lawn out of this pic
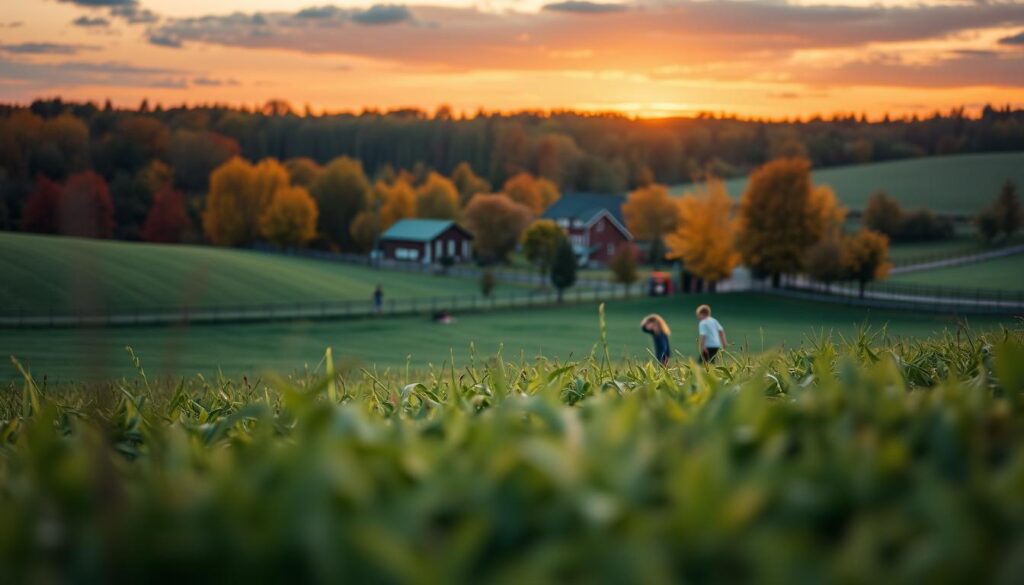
[670,152,1024,214]
[890,253,1024,291]
[3,293,1010,380]
[0,232,505,315]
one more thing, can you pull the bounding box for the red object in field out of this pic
[648,272,673,296]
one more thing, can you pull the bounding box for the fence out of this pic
[891,243,1024,272]
[251,244,620,288]
[0,283,641,329]
[762,279,1024,315]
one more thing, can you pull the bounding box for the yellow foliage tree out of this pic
[502,172,544,215]
[450,162,491,207]
[351,179,418,252]
[285,157,322,188]
[252,158,290,203]
[380,178,416,228]
[203,157,289,246]
[310,156,370,250]
[622,183,679,242]
[665,178,739,286]
[416,172,460,219]
[259,185,318,248]
[842,229,891,298]
[808,185,847,242]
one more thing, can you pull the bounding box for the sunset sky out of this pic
[1,0,1023,119]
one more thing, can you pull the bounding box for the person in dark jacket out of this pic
[641,314,672,366]
[373,285,383,315]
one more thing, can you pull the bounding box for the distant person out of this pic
[696,304,727,363]
[640,314,672,366]
[373,285,383,315]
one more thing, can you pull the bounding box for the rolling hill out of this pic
[0,232,495,315]
[669,152,1024,214]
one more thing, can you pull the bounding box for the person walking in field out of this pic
[641,314,672,366]
[373,284,383,315]
[696,304,727,363]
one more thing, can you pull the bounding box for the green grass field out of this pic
[3,293,1011,381]
[887,234,984,264]
[890,253,1024,291]
[0,232,504,315]
[670,152,1024,214]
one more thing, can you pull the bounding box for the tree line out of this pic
[2,98,1023,234]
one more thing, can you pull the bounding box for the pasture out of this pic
[0,232,502,315]
[3,293,1010,380]
[890,252,1024,291]
[670,152,1024,214]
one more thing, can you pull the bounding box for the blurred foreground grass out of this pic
[2,322,1024,583]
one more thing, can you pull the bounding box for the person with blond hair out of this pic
[640,314,672,365]
[695,304,727,363]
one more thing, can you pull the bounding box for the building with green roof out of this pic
[379,219,473,264]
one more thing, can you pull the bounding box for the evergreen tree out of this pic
[550,237,578,302]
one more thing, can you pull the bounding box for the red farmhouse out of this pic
[379,219,473,264]
[542,193,633,265]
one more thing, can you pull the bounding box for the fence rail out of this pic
[0,284,642,329]
[764,279,1024,314]
[251,244,619,288]
[890,242,1024,272]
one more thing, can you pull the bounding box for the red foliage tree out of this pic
[141,186,193,243]
[21,175,62,234]
[59,171,115,238]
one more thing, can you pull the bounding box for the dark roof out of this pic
[380,219,467,242]
[542,192,626,225]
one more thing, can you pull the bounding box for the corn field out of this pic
[2,318,1024,583]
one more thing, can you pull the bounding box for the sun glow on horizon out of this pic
[1,0,1023,119]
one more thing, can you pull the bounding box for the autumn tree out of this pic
[862,191,903,238]
[260,185,318,248]
[622,184,680,267]
[21,176,62,234]
[502,172,558,215]
[665,178,739,289]
[521,219,566,285]
[842,229,891,298]
[803,235,845,291]
[463,194,533,263]
[550,237,578,302]
[59,171,114,238]
[537,177,560,210]
[110,160,173,240]
[202,158,286,246]
[609,244,639,294]
[416,172,460,219]
[451,162,491,207]
[285,157,323,189]
[141,185,193,243]
[808,185,847,242]
[351,178,418,252]
[736,158,824,286]
[310,156,370,250]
